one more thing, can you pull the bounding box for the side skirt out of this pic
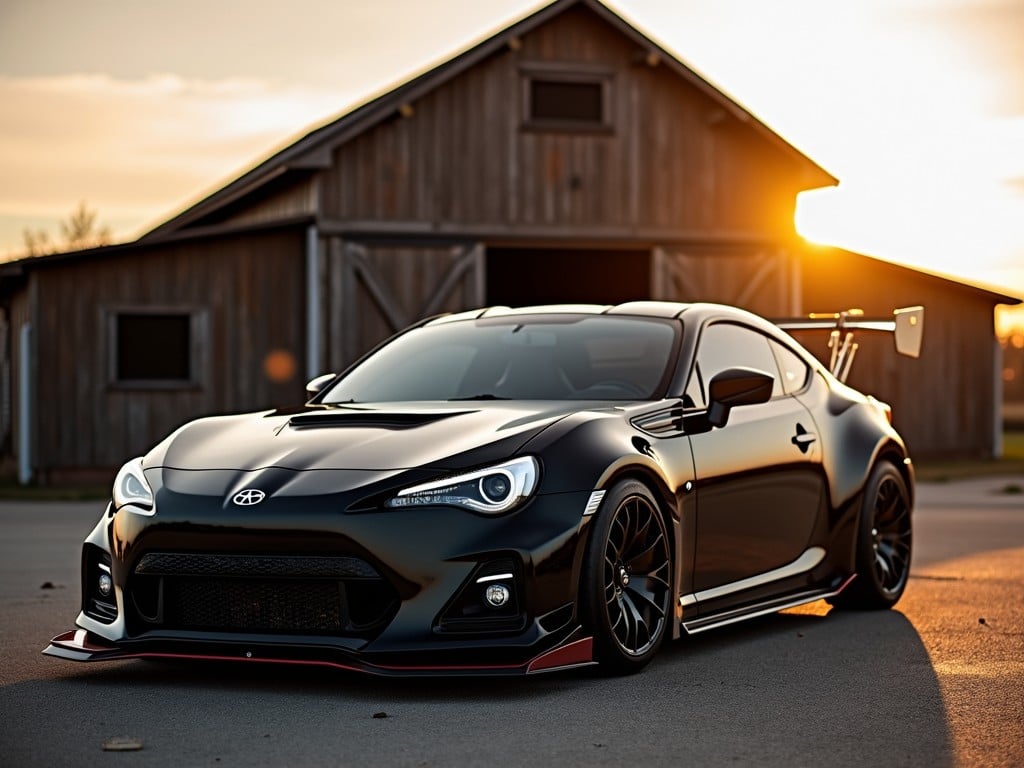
[680,574,856,635]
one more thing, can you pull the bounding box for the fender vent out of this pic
[631,407,683,436]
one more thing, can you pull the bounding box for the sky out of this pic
[1,0,1023,331]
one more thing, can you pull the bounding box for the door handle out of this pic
[791,423,817,454]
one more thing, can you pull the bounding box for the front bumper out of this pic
[46,484,599,675]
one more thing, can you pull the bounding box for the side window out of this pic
[688,323,782,406]
[770,340,811,395]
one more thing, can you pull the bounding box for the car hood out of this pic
[145,402,591,473]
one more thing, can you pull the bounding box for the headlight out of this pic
[112,457,155,513]
[385,457,539,515]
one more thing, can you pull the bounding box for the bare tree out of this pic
[22,228,53,257]
[21,201,112,256]
[60,201,111,250]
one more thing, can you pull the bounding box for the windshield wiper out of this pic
[448,393,510,401]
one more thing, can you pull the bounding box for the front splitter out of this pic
[43,629,595,677]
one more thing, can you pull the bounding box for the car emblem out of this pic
[232,489,266,506]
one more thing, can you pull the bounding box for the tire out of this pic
[832,460,912,610]
[580,479,672,674]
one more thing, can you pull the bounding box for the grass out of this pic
[906,430,1024,483]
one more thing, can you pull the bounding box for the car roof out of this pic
[423,301,829,375]
[425,300,773,327]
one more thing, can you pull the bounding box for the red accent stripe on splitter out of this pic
[526,637,593,673]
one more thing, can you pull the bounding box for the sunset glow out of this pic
[1,0,1021,328]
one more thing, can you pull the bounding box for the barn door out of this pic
[324,240,485,370]
[651,246,799,317]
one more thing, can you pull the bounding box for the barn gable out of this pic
[136,0,846,377]
[145,0,836,241]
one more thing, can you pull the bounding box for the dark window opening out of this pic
[115,313,192,382]
[486,248,649,307]
[529,79,604,124]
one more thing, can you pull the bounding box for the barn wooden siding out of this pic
[316,240,484,373]
[27,227,305,482]
[1,285,32,472]
[799,249,1005,459]
[319,6,807,236]
[297,2,819,365]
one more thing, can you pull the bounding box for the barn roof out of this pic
[809,247,1021,306]
[141,0,839,240]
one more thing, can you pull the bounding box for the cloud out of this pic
[0,73,347,247]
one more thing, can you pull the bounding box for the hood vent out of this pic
[287,410,466,431]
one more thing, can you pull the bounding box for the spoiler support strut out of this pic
[773,306,924,383]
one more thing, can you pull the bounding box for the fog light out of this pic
[484,583,510,607]
[98,572,113,597]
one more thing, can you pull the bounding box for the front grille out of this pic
[135,553,381,580]
[165,578,344,633]
[128,552,398,637]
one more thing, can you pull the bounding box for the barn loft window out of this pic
[109,309,205,387]
[522,66,612,132]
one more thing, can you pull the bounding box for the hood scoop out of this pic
[286,410,467,431]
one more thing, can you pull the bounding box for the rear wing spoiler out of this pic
[773,306,923,383]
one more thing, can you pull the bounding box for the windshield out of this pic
[322,315,679,403]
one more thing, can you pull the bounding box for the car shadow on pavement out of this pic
[15,605,953,767]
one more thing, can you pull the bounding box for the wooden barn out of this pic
[0,0,1017,484]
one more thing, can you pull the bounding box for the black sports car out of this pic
[45,301,922,675]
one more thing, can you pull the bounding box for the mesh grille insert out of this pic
[135,553,380,579]
[128,552,398,636]
[165,578,344,633]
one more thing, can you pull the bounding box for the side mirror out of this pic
[305,373,337,400]
[707,368,774,428]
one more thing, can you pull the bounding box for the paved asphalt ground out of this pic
[1,476,1021,767]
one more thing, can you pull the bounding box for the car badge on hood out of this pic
[232,489,266,506]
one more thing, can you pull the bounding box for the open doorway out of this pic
[486,247,650,307]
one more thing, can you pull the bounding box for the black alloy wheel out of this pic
[581,479,672,674]
[833,460,913,609]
